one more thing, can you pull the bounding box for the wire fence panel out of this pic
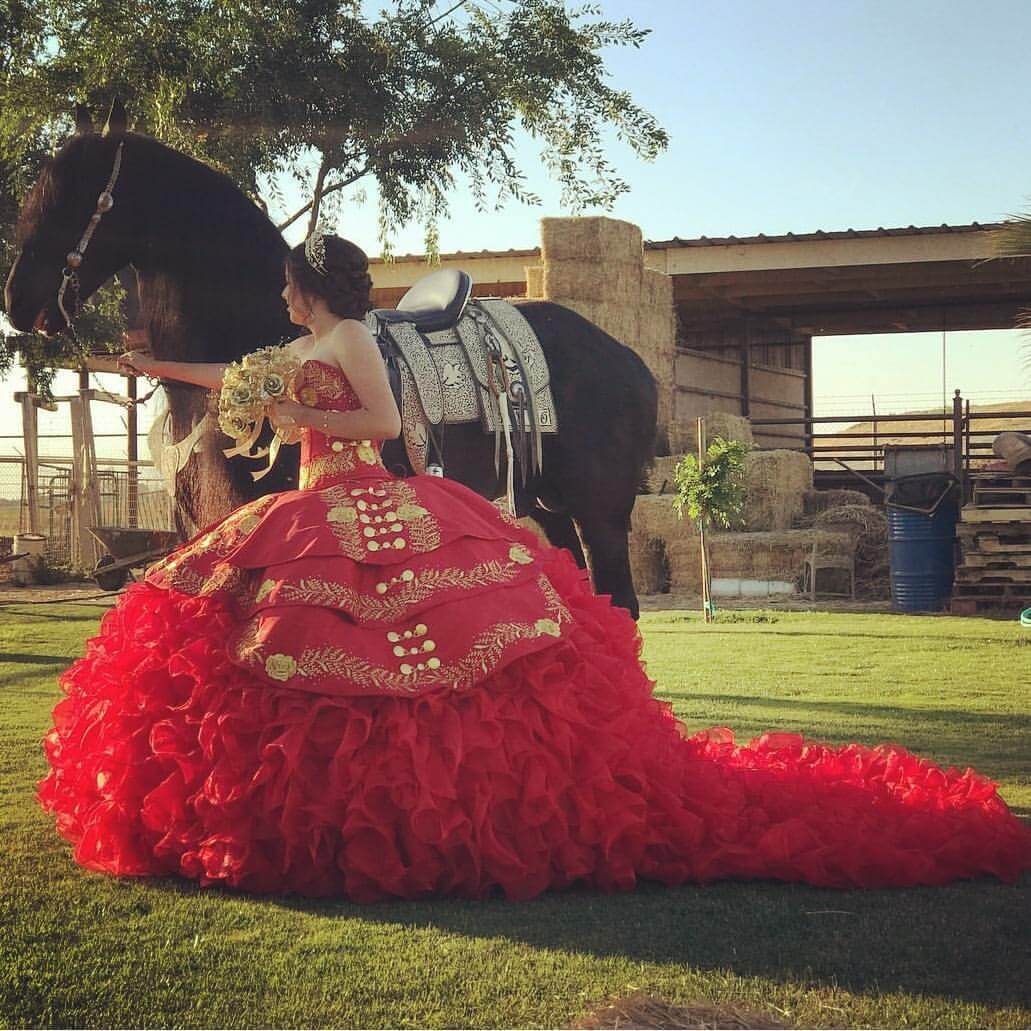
[0,454,175,568]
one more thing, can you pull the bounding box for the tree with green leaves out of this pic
[2,0,668,381]
[673,429,751,623]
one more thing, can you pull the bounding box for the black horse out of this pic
[4,102,657,616]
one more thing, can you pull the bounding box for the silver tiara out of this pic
[304,230,329,276]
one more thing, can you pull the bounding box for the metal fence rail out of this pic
[750,390,1031,489]
[0,454,174,568]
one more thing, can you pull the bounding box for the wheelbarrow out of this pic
[88,526,181,591]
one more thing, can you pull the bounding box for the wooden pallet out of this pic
[960,506,1031,524]
[960,552,1031,569]
[957,522,1031,543]
[955,567,1031,585]
[950,578,1031,614]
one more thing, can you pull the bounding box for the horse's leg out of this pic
[574,501,640,619]
[529,505,588,569]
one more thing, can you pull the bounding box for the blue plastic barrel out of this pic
[887,498,959,613]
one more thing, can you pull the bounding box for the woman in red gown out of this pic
[38,235,1030,900]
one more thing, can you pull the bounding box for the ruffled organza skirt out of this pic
[38,545,1030,900]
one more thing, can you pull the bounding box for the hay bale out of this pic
[573,991,787,1030]
[667,537,703,593]
[631,494,697,540]
[704,411,754,446]
[803,488,870,515]
[543,259,641,305]
[643,454,685,494]
[524,265,544,299]
[707,528,850,582]
[629,533,670,594]
[640,267,674,310]
[540,215,643,265]
[739,450,813,531]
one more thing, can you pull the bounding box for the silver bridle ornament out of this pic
[56,140,125,338]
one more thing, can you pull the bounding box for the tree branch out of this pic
[306,153,333,238]
[276,163,371,232]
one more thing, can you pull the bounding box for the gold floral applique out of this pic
[509,544,533,565]
[319,481,441,557]
[264,653,297,681]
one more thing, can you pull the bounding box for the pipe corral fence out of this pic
[750,390,1031,496]
[0,454,174,571]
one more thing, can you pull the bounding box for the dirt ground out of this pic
[0,580,123,608]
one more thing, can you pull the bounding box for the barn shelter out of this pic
[369,221,1031,451]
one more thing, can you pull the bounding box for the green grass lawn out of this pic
[1,602,1028,1029]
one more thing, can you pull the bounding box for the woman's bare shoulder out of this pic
[285,333,315,357]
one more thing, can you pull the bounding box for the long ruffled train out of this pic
[38,546,1030,900]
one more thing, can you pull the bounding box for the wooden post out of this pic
[69,396,88,567]
[697,416,713,623]
[952,389,964,489]
[802,334,814,456]
[70,392,102,568]
[20,392,41,534]
[127,373,139,527]
[739,338,751,418]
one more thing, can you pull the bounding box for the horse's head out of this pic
[5,99,137,343]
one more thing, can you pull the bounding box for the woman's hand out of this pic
[117,349,161,378]
[266,397,310,434]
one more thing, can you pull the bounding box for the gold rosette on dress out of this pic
[218,346,303,481]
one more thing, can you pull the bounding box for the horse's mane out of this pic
[117,133,294,359]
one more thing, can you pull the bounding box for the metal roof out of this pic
[648,222,1004,249]
[370,222,1004,263]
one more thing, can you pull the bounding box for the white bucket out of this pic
[12,533,47,586]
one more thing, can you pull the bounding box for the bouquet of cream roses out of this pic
[218,346,303,481]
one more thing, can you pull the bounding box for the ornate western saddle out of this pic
[366,270,557,480]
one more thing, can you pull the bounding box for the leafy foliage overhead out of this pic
[1,0,667,382]
[1,0,668,257]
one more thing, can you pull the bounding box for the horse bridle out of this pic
[55,140,125,342]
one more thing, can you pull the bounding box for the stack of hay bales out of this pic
[631,415,871,596]
[629,493,698,594]
[737,449,813,531]
[536,216,676,446]
[797,489,888,596]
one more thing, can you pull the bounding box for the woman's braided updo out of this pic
[285,235,373,320]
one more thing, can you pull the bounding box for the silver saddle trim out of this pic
[370,300,557,477]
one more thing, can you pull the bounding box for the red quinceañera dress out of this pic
[39,359,1031,900]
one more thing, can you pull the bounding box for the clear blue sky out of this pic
[4,0,1031,458]
[290,0,1031,413]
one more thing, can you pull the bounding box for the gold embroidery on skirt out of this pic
[252,556,529,622]
[148,495,276,579]
[231,574,571,694]
[319,480,441,556]
[157,561,250,605]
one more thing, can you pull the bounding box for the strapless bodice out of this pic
[292,359,386,490]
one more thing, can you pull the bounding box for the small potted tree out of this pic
[673,418,751,622]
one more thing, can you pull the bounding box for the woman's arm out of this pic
[118,350,228,390]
